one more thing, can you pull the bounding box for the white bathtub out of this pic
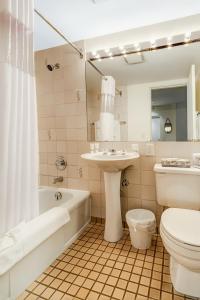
[0,187,90,300]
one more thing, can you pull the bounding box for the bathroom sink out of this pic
[81,152,139,172]
[81,151,139,242]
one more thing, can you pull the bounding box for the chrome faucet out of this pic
[53,176,63,184]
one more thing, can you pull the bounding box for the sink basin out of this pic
[81,151,140,242]
[81,152,139,172]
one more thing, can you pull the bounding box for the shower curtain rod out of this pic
[34,9,83,59]
[88,60,105,76]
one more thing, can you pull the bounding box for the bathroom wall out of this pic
[35,42,200,225]
[35,41,89,190]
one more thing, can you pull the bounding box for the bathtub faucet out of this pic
[53,176,63,184]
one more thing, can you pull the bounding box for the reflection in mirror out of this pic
[86,42,200,142]
[151,86,187,141]
[86,63,128,142]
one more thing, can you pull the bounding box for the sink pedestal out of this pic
[81,152,139,243]
[104,171,123,242]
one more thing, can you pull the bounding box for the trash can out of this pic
[126,209,156,249]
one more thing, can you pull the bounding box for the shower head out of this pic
[47,64,54,71]
[46,63,60,71]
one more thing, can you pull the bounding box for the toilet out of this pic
[154,163,200,298]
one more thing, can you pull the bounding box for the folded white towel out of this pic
[0,207,70,276]
[0,222,25,253]
[22,206,70,256]
[161,158,191,168]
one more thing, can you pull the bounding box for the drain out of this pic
[55,192,62,201]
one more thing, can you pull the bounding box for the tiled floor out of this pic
[18,222,198,300]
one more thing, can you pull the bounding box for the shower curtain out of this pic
[0,0,39,235]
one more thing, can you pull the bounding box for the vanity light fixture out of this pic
[89,31,200,62]
[164,118,172,134]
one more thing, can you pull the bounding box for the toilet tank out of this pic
[154,163,200,210]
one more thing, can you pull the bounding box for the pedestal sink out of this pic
[81,152,139,242]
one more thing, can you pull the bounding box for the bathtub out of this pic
[0,187,90,300]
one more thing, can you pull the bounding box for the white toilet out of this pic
[154,163,200,298]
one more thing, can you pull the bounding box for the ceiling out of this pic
[86,42,200,88]
[34,0,200,50]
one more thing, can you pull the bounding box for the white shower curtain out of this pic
[0,0,39,235]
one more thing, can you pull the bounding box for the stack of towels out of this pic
[161,158,191,168]
[193,153,200,168]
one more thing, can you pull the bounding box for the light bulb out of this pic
[151,40,156,48]
[184,32,191,43]
[167,37,172,49]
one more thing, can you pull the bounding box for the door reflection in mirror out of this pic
[151,86,187,141]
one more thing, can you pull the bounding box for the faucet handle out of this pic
[55,156,67,170]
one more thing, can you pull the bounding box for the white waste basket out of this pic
[126,209,156,249]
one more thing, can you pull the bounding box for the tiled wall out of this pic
[35,42,200,225]
[35,42,88,189]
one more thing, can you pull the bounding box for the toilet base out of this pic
[170,256,200,298]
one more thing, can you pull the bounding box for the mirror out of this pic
[151,86,187,141]
[86,42,200,142]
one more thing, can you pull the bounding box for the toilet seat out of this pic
[161,208,200,249]
[160,223,200,253]
[160,208,200,271]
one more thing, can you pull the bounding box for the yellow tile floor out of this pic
[18,222,199,300]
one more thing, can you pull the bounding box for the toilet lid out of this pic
[161,208,200,247]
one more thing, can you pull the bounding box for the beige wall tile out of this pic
[141,171,155,186]
[128,198,142,210]
[127,184,141,198]
[141,186,156,201]
[141,156,155,171]
[126,169,141,184]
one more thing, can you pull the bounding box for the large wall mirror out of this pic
[86,41,200,142]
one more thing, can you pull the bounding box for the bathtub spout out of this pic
[53,176,63,184]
